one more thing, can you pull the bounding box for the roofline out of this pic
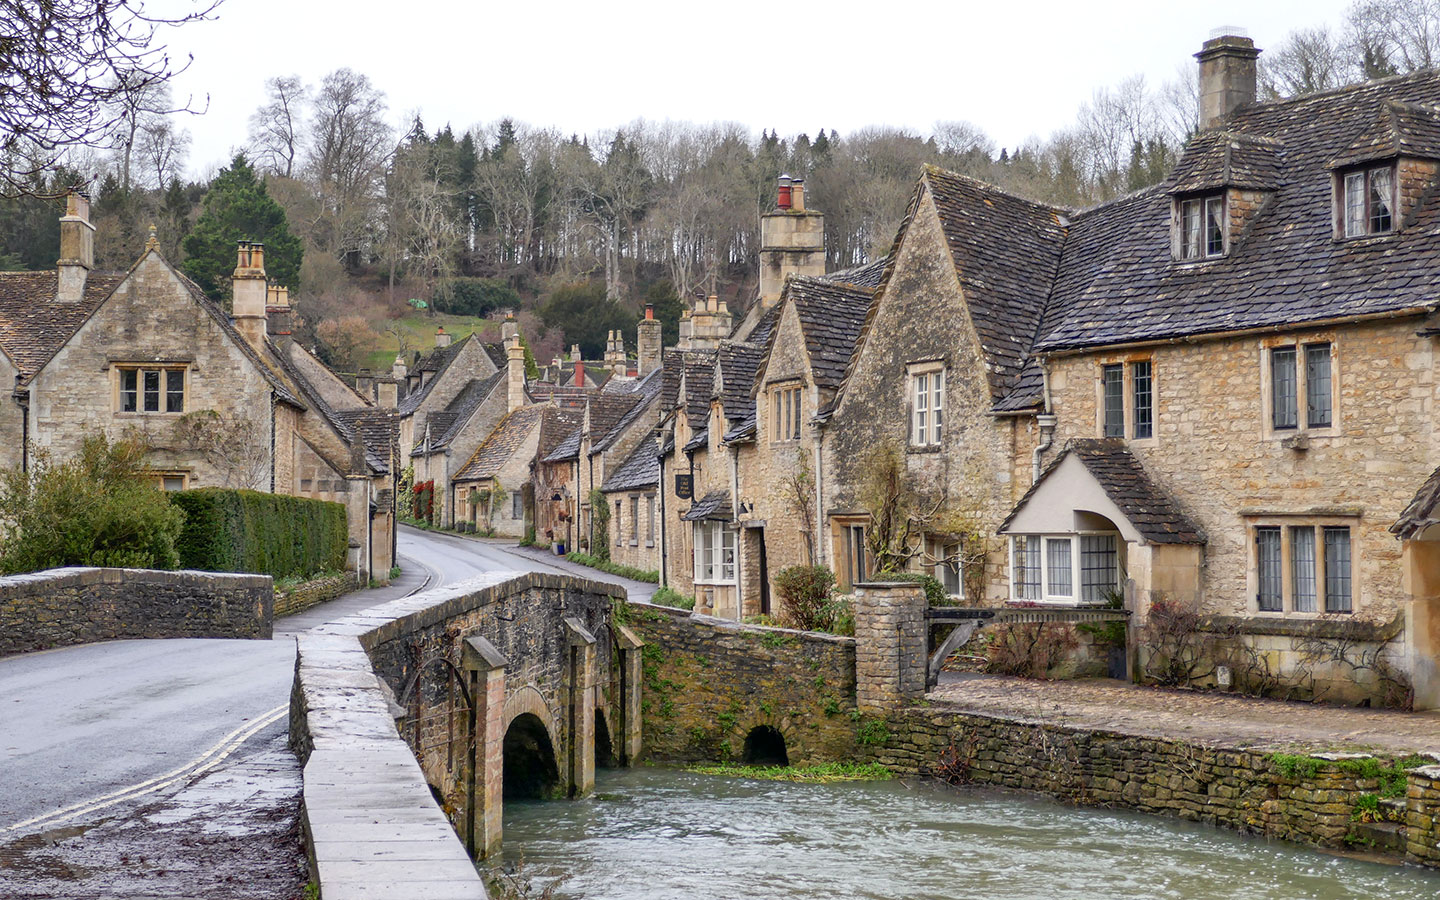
[1039,304,1434,358]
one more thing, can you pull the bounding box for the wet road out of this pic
[0,527,647,834]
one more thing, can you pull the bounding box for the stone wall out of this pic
[853,581,926,710]
[0,566,272,656]
[273,571,359,619]
[622,600,862,764]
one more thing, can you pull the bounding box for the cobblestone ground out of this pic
[931,673,1440,756]
[0,733,306,900]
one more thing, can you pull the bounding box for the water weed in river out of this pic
[684,761,892,782]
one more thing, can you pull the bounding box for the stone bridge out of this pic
[294,570,644,864]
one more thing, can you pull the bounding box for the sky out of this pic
[157,0,1359,177]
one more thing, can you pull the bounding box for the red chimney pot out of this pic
[645,304,654,320]
[573,360,585,387]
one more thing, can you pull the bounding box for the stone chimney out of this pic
[689,293,732,350]
[569,343,581,362]
[391,354,408,382]
[637,304,662,375]
[266,284,292,348]
[435,326,452,349]
[759,175,825,311]
[506,333,526,412]
[1196,30,1260,130]
[376,378,399,409]
[677,310,693,351]
[57,190,95,303]
[550,357,563,382]
[573,359,586,388]
[231,242,268,348]
[356,368,375,398]
[501,314,518,341]
[605,329,627,377]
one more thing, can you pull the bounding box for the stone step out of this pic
[1349,820,1407,855]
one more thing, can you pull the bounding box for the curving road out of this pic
[0,527,649,835]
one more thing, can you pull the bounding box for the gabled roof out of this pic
[410,373,503,456]
[600,436,659,493]
[718,343,763,420]
[1168,131,1286,193]
[682,489,731,522]
[789,275,880,393]
[332,407,400,476]
[400,335,474,416]
[591,366,663,455]
[1330,99,1440,169]
[1392,463,1440,539]
[0,270,123,377]
[1000,439,1204,545]
[538,405,582,460]
[453,406,544,482]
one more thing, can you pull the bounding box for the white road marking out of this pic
[2,704,288,835]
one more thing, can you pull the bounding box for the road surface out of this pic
[0,527,649,835]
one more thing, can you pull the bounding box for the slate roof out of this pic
[542,425,582,464]
[1330,100,1440,168]
[601,437,659,493]
[0,270,123,377]
[683,426,708,452]
[1168,131,1285,193]
[481,341,507,369]
[826,256,890,289]
[410,373,503,456]
[1037,69,1440,352]
[453,406,543,482]
[682,489,731,522]
[1392,463,1440,538]
[399,337,470,416]
[789,276,880,393]
[592,367,663,455]
[718,343,764,420]
[538,406,583,460]
[333,408,400,476]
[1000,439,1204,545]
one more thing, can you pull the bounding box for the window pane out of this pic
[1046,538,1073,598]
[793,389,801,439]
[938,542,961,596]
[914,374,927,444]
[121,369,137,412]
[721,524,736,581]
[1257,527,1282,610]
[1131,361,1152,439]
[165,369,184,412]
[1292,526,1317,612]
[1325,527,1352,612]
[1181,199,1201,259]
[1271,348,1297,429]
[1013,536,1041,600]
[1080,534,1118,602]
[1345,172,1366,237]
[1102,365,1124,437]
[1369,167,1393,233]
[647,496,655,542]
[142,369,160,412]
[631,497,639,541]
[161,476,185,491]
[931,375,944,443]
[1306,344,1331,428]
[1205,196,1225,256]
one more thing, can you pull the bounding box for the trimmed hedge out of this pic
[172,488,348,578]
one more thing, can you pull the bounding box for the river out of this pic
[502,767,1440,900]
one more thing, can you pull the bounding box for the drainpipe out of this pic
[17,386,28,474]
[730,443,741,619]
[656,427,668,587]
[1032,358,1057,483]
[812,426,824,568]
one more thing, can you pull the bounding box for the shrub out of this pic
[171,488,347,578]
[888,571,947,606]
[564,551,660,583]
[985,621,1080,679]
[589,489,610,562]
[653,585,694,610]
[774,565,838,632]
[431,277,521,318]
[0,435,184,573]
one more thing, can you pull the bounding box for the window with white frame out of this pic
[1253,522,1352,613]
[909,364,944,447]
[645,494,656,546]
[1341,165,1395,237]
[149,471,189,491]
[693,520,737,584]
[839,522,868,589]
[117,365,186,413]
[926,536,962,598]
[1177,195,1226,260]
[1099,359,1155,440]
[1009,533,1123,604]
[1267,341,1334,432]
[630,495,640,545]
[772,384,803,442]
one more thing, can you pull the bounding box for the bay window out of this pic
[1009,533,1121,604]
[693,520,736,584]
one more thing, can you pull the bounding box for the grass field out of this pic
[358,313,497,372]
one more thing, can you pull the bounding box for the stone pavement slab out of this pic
[931,672,1440,755]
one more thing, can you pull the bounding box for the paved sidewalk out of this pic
[931,672,1440,756]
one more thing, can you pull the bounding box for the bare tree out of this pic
[135,110,192,190]
[1260,27,1354,99]
[306,68,392,263]
[1348,0,1440,73]
[249,75,307,179]
[0,0,219,198]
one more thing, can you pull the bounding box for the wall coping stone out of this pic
[627,600,856,648]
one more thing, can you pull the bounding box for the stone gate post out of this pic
[614,624,644,765]
[461,635,507,859]
[564,617,597,797]
[853,581,926,712]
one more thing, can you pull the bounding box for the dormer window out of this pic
[1342,165,1395,237]
[1177,195,1225,260]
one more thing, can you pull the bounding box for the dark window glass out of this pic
[1369,167,1393,233]
[1080,534,1118,602]
[1324,527,1352,613]
[1205,196,1225,256]
[1305,344,1331,428]
[165,370,184,413]
[1102,365,1124,437]
[1257,527,1282,611]
[1292,526,1317,613]
[1132,361,1153,439]
[1013,536,1041,600]
[142,370,161,412]
[1271,348,1297,429]
[120,369,138,412]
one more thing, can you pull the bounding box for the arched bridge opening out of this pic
[503,713,561,800]
[742,725,789,766]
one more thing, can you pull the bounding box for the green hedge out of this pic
[171,488,348,578]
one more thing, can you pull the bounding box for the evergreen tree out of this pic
[643,278,686,347]
[181,154,303,299]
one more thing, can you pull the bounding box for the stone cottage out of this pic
[0,198,397,579]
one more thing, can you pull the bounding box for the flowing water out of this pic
[502,767,1440,900]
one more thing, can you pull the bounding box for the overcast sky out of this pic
[161,0,1357,177]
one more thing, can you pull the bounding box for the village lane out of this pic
[0,526,646,836]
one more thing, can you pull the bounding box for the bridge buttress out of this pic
[461,635,508,859]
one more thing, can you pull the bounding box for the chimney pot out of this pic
[791,178,806,212]
[645,304,654,320]
[573,360,585,388]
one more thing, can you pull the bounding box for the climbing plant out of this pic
[589,488,610,562]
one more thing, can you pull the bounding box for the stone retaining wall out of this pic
[0,566,272,656]
[273,571,359,619]
[622,601,861,764]
[874,705,1440,866]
